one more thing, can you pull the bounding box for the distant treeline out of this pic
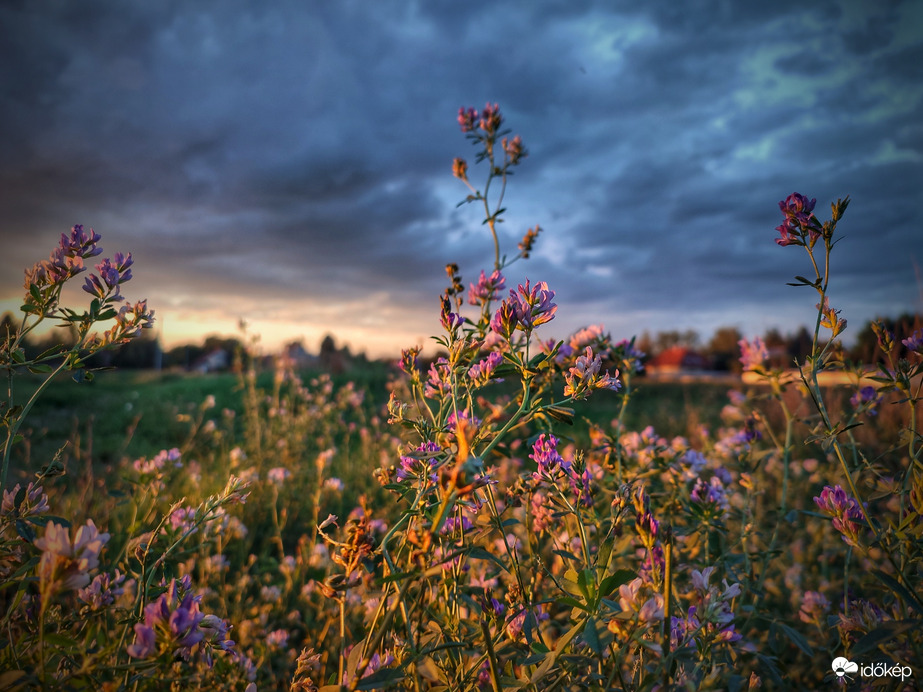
[2,311,920,372]
[636,311,922,372]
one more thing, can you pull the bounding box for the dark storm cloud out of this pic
[1,0,920,354]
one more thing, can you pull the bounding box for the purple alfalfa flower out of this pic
[509,279,557,331]
[441,515,474,535]
[614,338,645,374]
[814,485,864,548]
[145,579,206,651]
[60,224,102,259]
[775,193,822,247]
[343,650,394,686]
[440,295,464,334]
[778,193,819,240]
[563,346,620,399]
[738,336,769,371]
[467,351,503,385]
[479,102,502,134]
[903,328,923,355]
[78,569,126,610]
[1,482,50,519]
[635,510,659,544]
[35,519,110,592]
[530,491,554,533]
[266,628,290,650]
[458,106,478,133]
[502,134,526,164]
[446,409,482,432]
[266,467,292,487]
[779,192,816,224]
[568,466,594,507]
[691,476,731,518]
[127,623,157,659]
[490,298,519,340]
[567,324,610,356]
[774,219,800,247]
[99,299,155,346]
[529,433,569,481]
[82,253,133,301]
[798,590,831,625]
[468,269,506,306]
[399,346,420,376]
[617,578,664,623]
[850,385,882,416]
[168,506,198,535]
[423,357,452,399]
[397,441,441,483]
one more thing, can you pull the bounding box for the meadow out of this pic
[1,105,921,691]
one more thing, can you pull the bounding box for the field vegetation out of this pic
[1,106,921,691]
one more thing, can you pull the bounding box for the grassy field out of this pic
[10,367,736,482]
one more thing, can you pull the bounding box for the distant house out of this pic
[192,348,230,373]
[645,346,710,377]
[281,340,319,369]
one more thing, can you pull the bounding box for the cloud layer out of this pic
[2,0,921,356]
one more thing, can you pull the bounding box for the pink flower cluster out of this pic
[490,279,557,338]
[127,576,234,662]
[814,485,864,547]
[35,519,110,592]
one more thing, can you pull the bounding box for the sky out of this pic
[1,0,921,358]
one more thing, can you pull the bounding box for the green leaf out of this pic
[871,570,923,616]
[467,546,509,573]
[25,515,70,528]
[545,405,575,425]
[14,520,36,543]
[27,364,53,374]
[583,616,602,656]
[43,633,80,649]
[774,622,813,658]
[597,569,636,599]
[552,548,580,563]
[557,596,589,612]
[851,620,923,656]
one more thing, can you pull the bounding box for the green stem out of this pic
[0,357,71,493]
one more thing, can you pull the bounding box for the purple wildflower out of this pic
[78,569,126,609]
[738,337,769,371]
[397,441,441,483]
[850,386,882,416]
[458,107,478,133]
[1,482,50,519]
[440,295,464,334]
[814,485,864,547]
[468,351,502,385]
[563,346,620,399]
[490,298,519,340]
[529,433,569,481]
[509,279,557,330]
[479,102,502,134]
[502,134,526,164]
[691,476,731,518]
[423,357,452,399]
[468,269,506,306]
[779,192,817,226]
[903,328,923,354]
[35,519,110,592]
[267,467,292,486]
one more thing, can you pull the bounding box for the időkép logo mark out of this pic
[831,657,912,683]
